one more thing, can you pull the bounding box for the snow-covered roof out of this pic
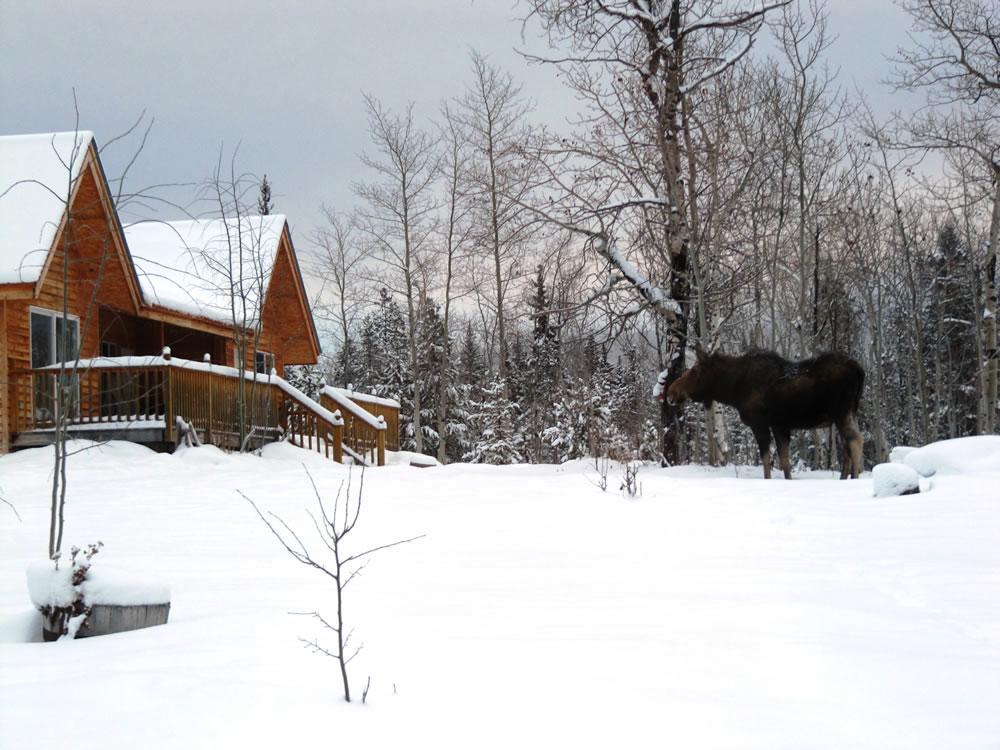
[0,131,95,284]
[124,215,287,325]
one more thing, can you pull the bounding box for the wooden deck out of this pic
[10,353,396,465]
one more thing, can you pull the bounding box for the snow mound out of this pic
[260,440,338,466]
[26,562,169,608]
[902,436,1000,477]
[888,446,917,464]
[173,442,230,465]
[872,463,921,497]
[385,450,441,468]
[81,566,170,606]
[26,561,74,609]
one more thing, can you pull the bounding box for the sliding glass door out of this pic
[30,308,80,424]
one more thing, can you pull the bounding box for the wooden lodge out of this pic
[0,131,397,465]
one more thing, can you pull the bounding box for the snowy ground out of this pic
[1,440,998,749]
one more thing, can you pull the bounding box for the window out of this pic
[255,351,275,375]
[30,307,80,422]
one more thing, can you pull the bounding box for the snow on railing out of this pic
[37,354,347,430]
[319,386,388,432]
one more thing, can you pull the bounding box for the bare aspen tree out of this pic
[354,96,438,453]
[200,152,274,449]
[522,0,790,463]
[312,206,366,386]
[454,51,543,395]
[893,0,999,432]
[433,103,476,463]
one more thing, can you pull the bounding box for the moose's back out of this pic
[745,351,864,429]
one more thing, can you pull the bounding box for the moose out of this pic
[663,346,865,479]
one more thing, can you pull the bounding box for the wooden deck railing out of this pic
[321,387,400,451]
[320,387,390,467]
[9,353,393,465]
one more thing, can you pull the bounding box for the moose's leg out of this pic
[772,425,793,479]
[752,425,773,479]
[837,413,864,479]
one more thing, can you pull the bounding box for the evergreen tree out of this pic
[257,174,272,215]
[464,376,524,464]
[356,287,409,403]
[283,364,324,401]
[525,266,561,462]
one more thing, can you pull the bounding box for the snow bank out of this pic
[872,463,921,497]
[888,446,916,464]
[902,436,1000,477]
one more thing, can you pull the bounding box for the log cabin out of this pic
[0,131,394,464]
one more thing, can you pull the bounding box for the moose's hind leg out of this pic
[837,413,864,479]
[772,425,793,479]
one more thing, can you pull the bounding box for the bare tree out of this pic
[312,206,367,386]
[354,95,438,453]
[521,0,790,463]
[455,51,544,394]
[892,0,999,432]
[199,150,276,449]
[433,103,477,463]
[243,468,423,703]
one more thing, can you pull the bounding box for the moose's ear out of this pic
[694,342,708,362]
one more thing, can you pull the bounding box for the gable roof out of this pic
[0,131,95,284]
[124,215,287,327]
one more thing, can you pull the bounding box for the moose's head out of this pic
[666,343,716,406]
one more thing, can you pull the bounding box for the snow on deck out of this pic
[123,215,285,325]
[1,442,998,748]
[0,131,94,284]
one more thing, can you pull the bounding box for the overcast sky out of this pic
[1,0,916,246]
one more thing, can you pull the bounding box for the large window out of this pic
[30,307,80,423]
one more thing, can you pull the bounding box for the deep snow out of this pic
[1,440,998,749]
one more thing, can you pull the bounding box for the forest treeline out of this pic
[288,0,998,468]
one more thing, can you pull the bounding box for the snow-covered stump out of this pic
[872,463,921,498]
[28,550,170,641]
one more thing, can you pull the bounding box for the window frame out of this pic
[254,350,275,375]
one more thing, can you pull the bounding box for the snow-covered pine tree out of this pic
[356,287,409,406]
[257,174,272,215]
[414,298,449,456]
[332,334,362,389]
[525,266,561,462]
[464,375,524,464]
[283,364,324,401]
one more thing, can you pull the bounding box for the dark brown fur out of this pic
[665,347,865,479]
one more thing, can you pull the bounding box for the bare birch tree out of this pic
[521,0,790,463]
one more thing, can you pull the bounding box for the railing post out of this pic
[376,416,386,467]
[164,366,173,430]
[332,412,343,463]
[204,353,213,445]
